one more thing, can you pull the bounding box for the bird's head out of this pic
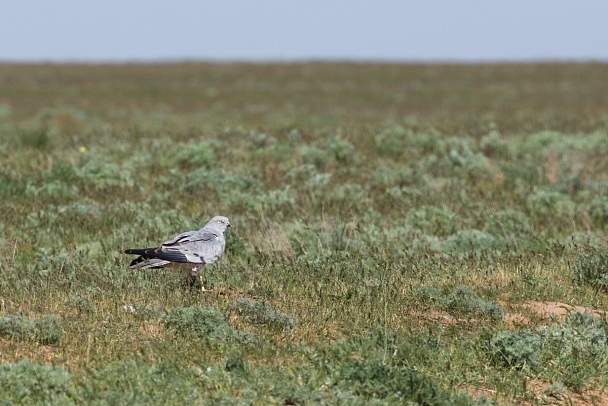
[208,215,232,232]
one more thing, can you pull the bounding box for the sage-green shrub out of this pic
[233,297,295,331]
[0,361,75,405]
[0,314,62,345]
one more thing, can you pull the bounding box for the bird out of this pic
[124,215,232,291]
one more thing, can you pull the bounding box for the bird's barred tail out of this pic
[124,249,173,269]
[124,248,148,256]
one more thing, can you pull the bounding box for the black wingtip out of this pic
[129,255,149,267]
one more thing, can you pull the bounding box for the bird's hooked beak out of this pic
[227,223,232,229]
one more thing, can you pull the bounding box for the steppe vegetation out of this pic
[1,62,608,404]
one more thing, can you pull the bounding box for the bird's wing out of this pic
[156,230,225,264]
[161,230,198,246]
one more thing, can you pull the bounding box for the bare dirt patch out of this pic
[424,309,460,325]
[525,378,608,406]
[412,301,607,331]
[466,379,608,406]
[499,301,607,329]
[523,301,606,321]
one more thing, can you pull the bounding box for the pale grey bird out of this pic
[124,215,232,291]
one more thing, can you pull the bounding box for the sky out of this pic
[1,1,607,62]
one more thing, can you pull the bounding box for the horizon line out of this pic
[1,57,607,65]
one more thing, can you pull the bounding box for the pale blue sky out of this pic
[1,1,607,62]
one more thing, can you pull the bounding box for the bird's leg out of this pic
[187,266,191,291]
[196,266,206,292]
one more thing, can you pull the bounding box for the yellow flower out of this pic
[79,146,87,153]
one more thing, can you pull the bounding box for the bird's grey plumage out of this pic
[124,216,232,274]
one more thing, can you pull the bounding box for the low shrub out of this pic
[0,361,75,405]
[443,286,503,321]
[161,306,251,344]
[414,285,502,321]
[442,230,499,258]
[406,205,459,237]
[18,128,51,150]
[76,160,134,189]
[285,163,318,183]
[319,136,357,164]
[483,329,542,370]
[67,295,96,314]
[299,145,331,169]
[80,360,200,404]
[572,248,608,291]
[483,312,608,389]
[587,196,608,227]
[172,139,217,169]
[33,315,63,345]
[538,311,608,362]
[232,297,295,331]
[0,314,62,345]
[413,285,443,305]
[374,125,408,157]
[484,209,531,238]
[330,359,475,405]
[480,130,511,159]
[564,231,602,249]
[369,166,417,192]
[182,168,262,195]
[526,191,575,217]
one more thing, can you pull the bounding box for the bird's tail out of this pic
[124,248,150,256]
[124,248,169,269]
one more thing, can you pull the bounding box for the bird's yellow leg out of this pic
[197,266,207,292]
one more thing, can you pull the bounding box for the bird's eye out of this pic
[217,220,222,224]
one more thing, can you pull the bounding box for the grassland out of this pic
[1,62,608,405]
